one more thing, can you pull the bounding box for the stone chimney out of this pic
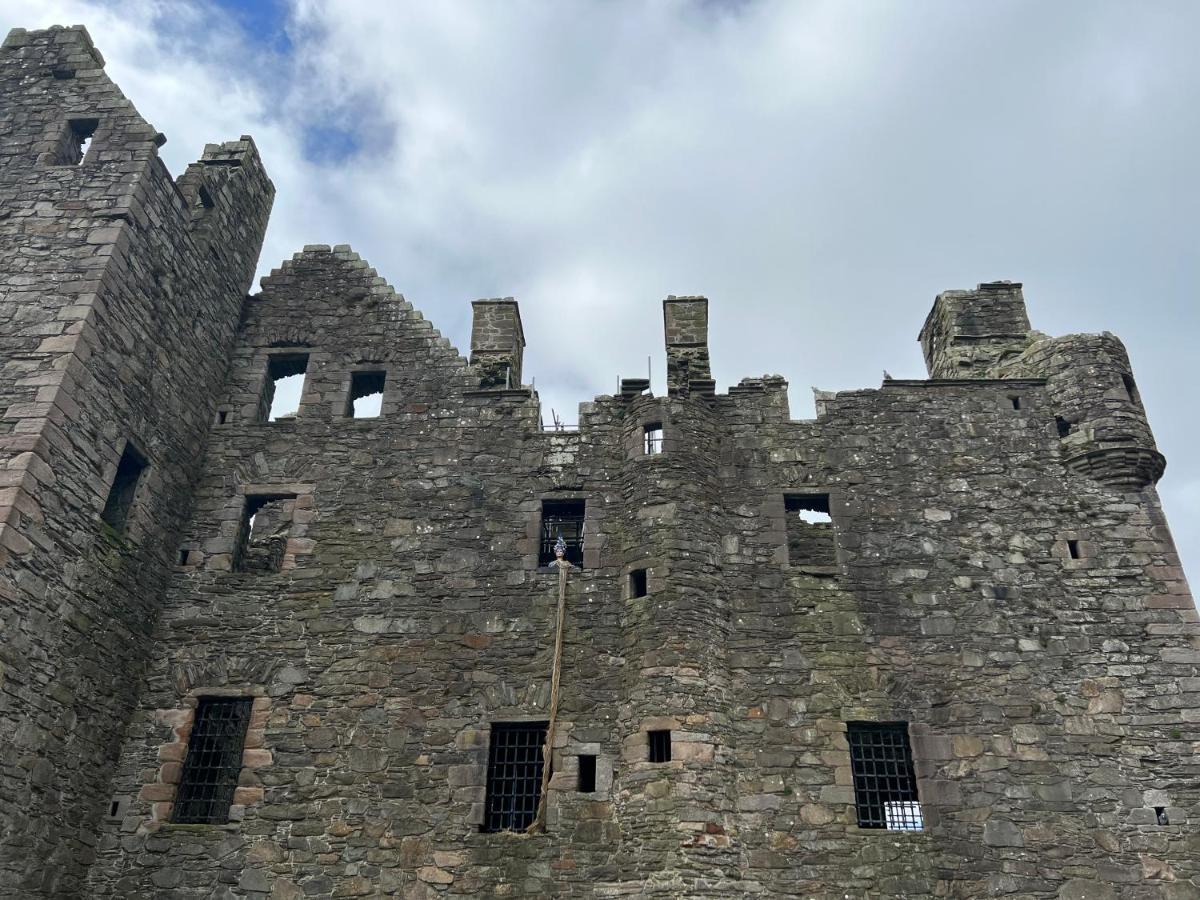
[663,295,712,396]
[470,298,525,388]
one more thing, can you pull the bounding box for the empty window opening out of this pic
[539,499,585,567]
[648,729,671,763]
[578,755,597,793]
[629,568,648,598]
[1010,396,1021,410]
[50,66,75,80]
[172,697,253,824]
[178,549,190,566]
[1154,806,1169,825]
[196,185,214,210]
[847,722,923,831]
[1122,373,1141,405]
[784,494,836,568]
[235,493,297,573]
[1055,416,1072,438]
[643,423,664,455]
[261,354,308,422]
[216,410,228,425]
[1067,539,1081,560]
[101,443,148,533]
[65,118,98,165]
[482,722,547,832]
[346,370,386,419]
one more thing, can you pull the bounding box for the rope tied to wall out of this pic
[528,537,571,833]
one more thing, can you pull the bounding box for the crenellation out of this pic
[0,24,1196,900]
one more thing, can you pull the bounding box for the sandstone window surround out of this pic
[481,721,548,833]
[846,721,923,831]
[172,696,253,824]
[137,690,271,831]
[648,729,672,763]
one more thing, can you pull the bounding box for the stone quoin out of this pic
[0,23,1197,900]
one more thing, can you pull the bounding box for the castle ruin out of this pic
[0,25,1197,899]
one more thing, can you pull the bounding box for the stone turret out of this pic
[470,298,525,388]
[663,295,712,396]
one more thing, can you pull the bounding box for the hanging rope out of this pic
[528,543,571,833]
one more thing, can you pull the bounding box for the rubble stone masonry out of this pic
[0,24,1196,900]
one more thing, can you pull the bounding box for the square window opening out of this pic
[648,729,671,763]
[235,493,297,573]
[847,721,922,831]
[1122,373,1141,405]
[784,493,836,567]
[56,117,98,166]
[577,754,597,793]
[261,353,308,422]
[1010,396,1021,410]
[539,499,585,567]
[101,443,148,534]
[172,697,253,824]
[643,422,663,455]
[1067,539,1081,560]
[1055,416,1072,438]
[216,410,228,425]
[629,568,648,598]
[1154,806,1169,825]
[346,370,386,419]
[482,721,548,832]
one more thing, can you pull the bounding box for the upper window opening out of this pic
[784,493,836,568]
[643,423,663,455]
[648,729,671,763]
[172,697,253,824]
[1121,373,1141,405]
[101,443,148,534]
[235,493,297,573]
[1154,806,1170,825]
[196,185,214,210]
[1055,416,1073,438]
[1010,396,1021,410]
[1067,539,1081,560]
[52,118,98,166]
[346,370,385,419]
[629,568,648,598]
[577,755,597,793]
[482,722,547,833]
[539,499,585,567]
[261,354,308,422]
[847,722,922,831]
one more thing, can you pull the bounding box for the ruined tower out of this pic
[1,24,1197,900]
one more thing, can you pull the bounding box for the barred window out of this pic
[643,423,663,455]
[538,499,585,567]
[172,697,253,824]
[847,721,922,830]
[648,729,671,763]
[483,721,548,832]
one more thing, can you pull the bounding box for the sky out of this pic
[3,0,1197,584]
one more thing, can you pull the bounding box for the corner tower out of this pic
[0,26,272,894]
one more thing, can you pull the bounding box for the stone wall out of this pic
[0,25,273,894]
[0,24,1196,900]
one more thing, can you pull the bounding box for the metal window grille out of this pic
[172,697,253,824]
[847,721,923,831]
[538,500,585,567]
[643,423,663,455]
[648,729,671,763]
[483,722,548,832]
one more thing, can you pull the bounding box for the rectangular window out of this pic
[101,443,148,533]
[1067,539,1081,560]
[52,117,98,166]
[539,499,585,567]
[847,721,922,831]
[261,353,309,422]
[482,721,548,832]
[629,568,648,598]
[648,729,671,763]
[172,697,253,824]
[784,493,836,568]
[346,370,386,418]
[234,493,296,573]
[1121,373,1140,405]
[577,754,597,793]
[643,423,663,455]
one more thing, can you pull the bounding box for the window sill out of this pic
[535,565,585,574]
[785,564,839,578]
[154,822,241,833]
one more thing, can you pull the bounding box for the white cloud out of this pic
[3,0,1197,582]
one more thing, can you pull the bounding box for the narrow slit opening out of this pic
[1067,539,1080,560]
[629,568,648,598]
[101,443,148,534]
[577,755,597,792]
